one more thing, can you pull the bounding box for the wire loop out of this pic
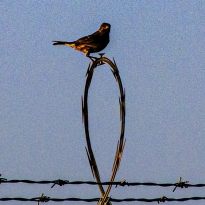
[82,55,126,204]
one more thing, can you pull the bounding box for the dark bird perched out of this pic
[52,23,110,59]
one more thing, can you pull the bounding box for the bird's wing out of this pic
[75,31,101,45]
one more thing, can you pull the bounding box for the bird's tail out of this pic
[52,41,75,47]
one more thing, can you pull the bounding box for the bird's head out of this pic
[99,23,111,33]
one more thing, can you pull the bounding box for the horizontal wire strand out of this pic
[1,179,205,187]
[1,196,205,202]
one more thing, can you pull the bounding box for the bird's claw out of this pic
[88,56,105,66]
[88,56,98,62]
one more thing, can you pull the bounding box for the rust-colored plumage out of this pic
[53,23,111,58]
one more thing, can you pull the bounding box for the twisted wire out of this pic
[1,196,205,202]
[1,178,205,188]
[82,55,126,204]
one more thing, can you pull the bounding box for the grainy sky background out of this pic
[1,1,205,205]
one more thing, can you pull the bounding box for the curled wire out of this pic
[82,54,126,204]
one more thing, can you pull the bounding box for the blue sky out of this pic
[1,1,205,204]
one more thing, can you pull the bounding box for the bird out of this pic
[52,23,111,59]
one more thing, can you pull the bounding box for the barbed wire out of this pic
[1,177,205,188]
[1,177,205,203]
[82,54,126,204]
[1,196,205,203]
[1,57,204,204]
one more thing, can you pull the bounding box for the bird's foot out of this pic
[98,53,105,58]
[97,53,105,65]
[88,54,105,66]
[88,56,98,62]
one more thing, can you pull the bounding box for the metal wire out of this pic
[82,55,126,204]
[1,57,204,204]
[1,196,205,202]
[1,179,205,188]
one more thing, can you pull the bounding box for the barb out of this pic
[51,179,69,188]
[82,54,126,204]
[115,180,128,188]
[173,177,189,192]
[158,196,167,204]
[37,193,50,205]
[0,174,7,184]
